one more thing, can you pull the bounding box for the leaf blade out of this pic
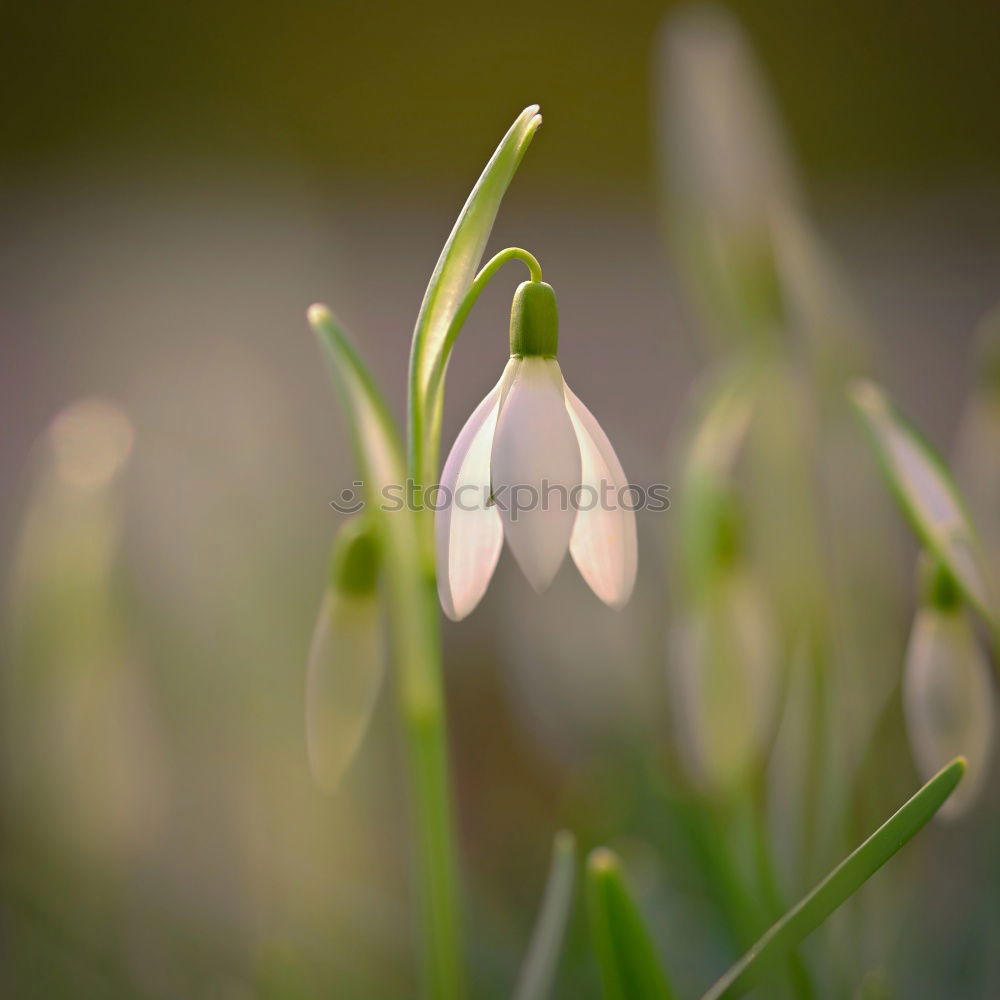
[700,757,965,1000]
[408,105,542,483]
[586,848,676,1000]
[512,831,577,1000]
[310,303,407,491]
[850,379,996,627]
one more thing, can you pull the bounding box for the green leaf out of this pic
[513,832,577,1000]
[850,379,997,628]
[311,305,463,997]
[310,304,407,493]
[700,757,965,1000]
[408,105,542,485]
[586,848,676,1000]
[309,306,432,706]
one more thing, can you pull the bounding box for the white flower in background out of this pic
[903,571,995,819]
[436,280,637,621]
[670,565,778,793]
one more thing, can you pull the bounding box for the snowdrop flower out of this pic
[306,518,384,792]
[436,280,637,620]
[903,559,995,819]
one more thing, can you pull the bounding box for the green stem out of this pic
[400,245,541,998]
[412,247,542,492]
[311,296,494,998]
[410,584,462,999]
[429,247,542,399]
[382,550,462,999]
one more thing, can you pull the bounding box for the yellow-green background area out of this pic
[5,0,1000,189]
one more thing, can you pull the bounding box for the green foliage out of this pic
[586,848,677,1000]
[701,759,965,998]
[850,379,997,628]
[513,832,577,1000]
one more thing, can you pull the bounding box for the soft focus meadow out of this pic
[3,3,1000,998]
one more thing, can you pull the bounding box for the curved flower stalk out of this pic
[903,559,995,819]
[305,517,383,793]
[436,280,637,620]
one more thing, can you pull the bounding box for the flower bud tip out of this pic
[307,303,331,327]
[587,847,620,876]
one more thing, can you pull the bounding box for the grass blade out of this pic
[586,848,676,1000]
[512,832,577,1000]
[700,757,965,999]
[309,304,407,493]
[408,105,542,485]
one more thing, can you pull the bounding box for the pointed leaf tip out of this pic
[588,847,620,877]
[513,831,577,1000]
[409,104,544,485]
[848,378,997,628]
[586,848,676,1000]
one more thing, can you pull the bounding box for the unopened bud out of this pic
[903,604,995,819]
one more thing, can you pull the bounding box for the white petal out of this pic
[306,589,384,792]
[435,366,514,620]
[564,386,638,608]
[903,607,995,819]
[491,358,581,591]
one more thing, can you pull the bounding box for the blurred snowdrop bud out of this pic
[658,5,800,226]
[306,518,384,792]
[8,398,167,861]
[12,398,134,618]
[903,561,995,819]
[49,396,135,492]
[657,4,800,344]
[670,564,779,795]
[671,366,755,598]
[668,374,779,793]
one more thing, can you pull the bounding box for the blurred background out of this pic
[2,1,1000,997]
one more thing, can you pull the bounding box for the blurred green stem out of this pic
[388,569,461,999]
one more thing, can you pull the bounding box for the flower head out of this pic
[436,280,637,620]
[902,558,995,819]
